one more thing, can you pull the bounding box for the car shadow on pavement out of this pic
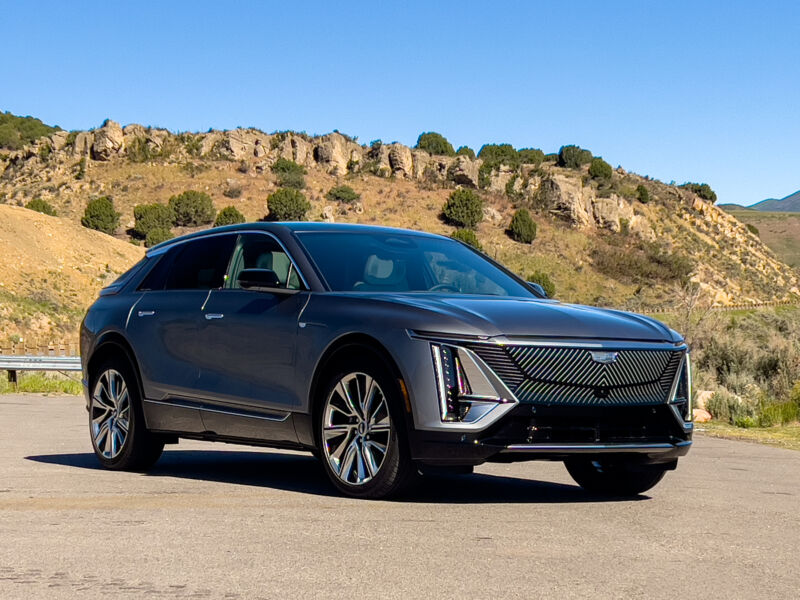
[26,450,647,504]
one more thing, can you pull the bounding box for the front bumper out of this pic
[408,403,693,466]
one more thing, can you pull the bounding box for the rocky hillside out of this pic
[0,204,143,341]
[1,118,798,342]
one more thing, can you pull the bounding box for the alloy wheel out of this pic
[322,372,392,486]
[90,369,131,459]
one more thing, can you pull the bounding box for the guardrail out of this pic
[0,355,82,386]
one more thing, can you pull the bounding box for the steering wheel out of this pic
[429,283,460,293]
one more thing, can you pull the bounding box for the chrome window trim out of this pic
[146,229,311,291]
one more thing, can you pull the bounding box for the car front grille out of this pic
[466,343,684,406]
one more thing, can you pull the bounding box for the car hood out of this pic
[375,294,680,342]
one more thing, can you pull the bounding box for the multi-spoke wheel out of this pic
[322,372,392,486]
[88,356,164,470]
[91,369,130,459]
[317,355,417,499]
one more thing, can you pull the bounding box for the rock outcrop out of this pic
[91,120,124,160]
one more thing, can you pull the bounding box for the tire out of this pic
[565,458,668,496]
[315,352,417,499]
[88,355,164,471]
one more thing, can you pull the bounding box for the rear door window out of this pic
[140,235,237,291]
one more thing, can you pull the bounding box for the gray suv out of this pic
[80,223,692,499]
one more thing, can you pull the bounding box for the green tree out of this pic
[588,157,613,180]
[168,190,216,226]
[557,145,593,168]
[145,227,173,248]
[518,148,545,166]
[134,203,174,238]
[267,188,311,221]
[528,271,556,297]
[450,228,482,251]
[214,206,246,227]
[508,209,537,243]
[271,158,306,189]
[680,182,717,203]
[81,196,120,235]
[415,132,455,156]
[25,198,57,216]
[455,146,476,159]
[0,111,60,150]
[326,185,360,204]
[636,184,650,204]
[442,189,484,228]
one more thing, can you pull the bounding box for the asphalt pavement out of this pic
[1,394,798,599]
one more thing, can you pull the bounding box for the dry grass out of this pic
[697,420,800,452]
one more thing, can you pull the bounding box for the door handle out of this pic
[137,310,155,317]
[205,313,224,320]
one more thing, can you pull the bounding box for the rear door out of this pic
[126,234,237,431]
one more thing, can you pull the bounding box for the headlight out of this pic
[671,353,692,422]
[430,343,510,423]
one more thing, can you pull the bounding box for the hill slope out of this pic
[0,204,143,341]
[748,190,800,212]
[1,118,798,342]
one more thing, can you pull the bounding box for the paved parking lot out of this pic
[1,394,799,599]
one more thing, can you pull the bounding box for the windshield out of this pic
[296,231,534,297]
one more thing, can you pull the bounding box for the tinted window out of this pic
[165,235,237,290]
[226,233,302,290]
[296,231,533,297]
[139,235,237,291]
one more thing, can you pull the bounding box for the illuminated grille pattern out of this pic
[467,344,684,406]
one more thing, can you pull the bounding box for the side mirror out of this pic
[527,281,548,298]
[237,268,299,294]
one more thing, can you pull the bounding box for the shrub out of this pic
[588,157,613,180]
[518,148,544,166]
[415,132,455,156]
[326,185,360,204]
[0,111,60,150]
[543,153,558,162]
[38,143,52,161]
[680,182,717,203]
[706,390,756,425]
[214,206,246,227]
[450,228,482,251]
[508,209,537,243]
[223,185,242,199]
[25,198,56,216]
[442,189,484,228]
[134,203,174,238]
[591,237,694,284]
[557,145,593,168]
[81,196,119,235]
[271,158,306,189]
[455,146,475,159]
[745,223,759,236]
[127,137,154,162]
[75,157,86,180]
[528,270,556,298]
[636,184,650,204]
[478,143,519,168]
[267,188,311,221]
[168,190,216,226]
[145,227,173,248]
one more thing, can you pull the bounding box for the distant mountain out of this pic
[719,203,753,211]
[748,190,800,212]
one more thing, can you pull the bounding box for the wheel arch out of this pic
[304,333,412,448]
[86,332,144,401]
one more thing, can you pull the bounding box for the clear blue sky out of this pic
[2,1,798,206]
